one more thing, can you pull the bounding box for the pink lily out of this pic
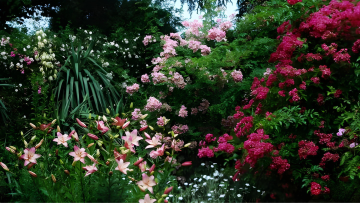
[149,144,165,159]
[76,118,87,128]
[20,147,41,166]
[112,117,127,127]
[53,132,71,147]
[122,121,130,129]
[145,136,161,149]
[69,145,87,164]
[139,194,156,203]
[124,142,136,153]
[137,173,157,193]
[138,161,147,172]
[122,129,143,146]
[134,157,144,166]
[115,159,130,174]
[96,121,109,134]
[82,163,98,177]
[114,148,127,161]
[144,132,151,139]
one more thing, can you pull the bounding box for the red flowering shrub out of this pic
[198,0,360,201]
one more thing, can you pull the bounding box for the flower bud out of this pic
[64,170,70,175]
[51,174,56,183]
[27,162,35,169]
[72,161,77,166]
[140,114,148,119]
[162,194,167,198]
[165,151,170,156]
[134,158,144,166]
[128,176,135,181]
[87,143,94,148]
[87,133,99,140]
[98,116,101,121]
[87,154,98,164]
[96,149,100,158]
[24,140,28,148]
[106,161,110,166]
[30,123,37,129]
[164,200,168,203]
[57,126,61,132]
[35,139,44,149]
[21,131,23,136]
[164,186,173,194]
[184,143,191,147]
[122,121,130,129]
[76,118,87,128]
[97,140,103,147]
[109,171,113,175]
[56,149,59,156]
[114,134,119,138]
[130,102,133,109]
[60,159,64,165]
[89,113,92,119]
[30,135,37,141]
[9,146,16,151]
[0,162,9,171]
[149,126,154,131]
[6,147,16,154]
[102,115,107,122]
[106,108,110,114]
[28,171,37,177]
[149,164,156,173]
[150,171,155,175]
[144,132,151,139]
[140,126,148,131]
[51,119,57,124]
[181,161,192,166]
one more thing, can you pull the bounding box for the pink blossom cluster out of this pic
[352,39,360,53]
[141,74,150,83]
[144,97,162,112]
[231,70,243,83]
[213,142,235,154]
[205,134,216,143]
[197,147,214,158]
[207,27,226,42]
[319,152,340,168]
[156,117,166,126]
[243,129,274,167]
[298,140,319,159]
[171,124,189,134]
[182,20,203,37]
[277,21,292,34]
[200,45,211,56]
[217,133,233,143]
[188,40,201,53]
[171,72,186,89]
[289,88,300,102]
[319,65,331,78]
[126,83,140,95]
[287,0,302,5]
[142,35,154,46]
[314,130,333,145]
[234,116,253,137]
[191,107,198,115]
[270,156,290,174]
[151,72,167,84]
[178,105,188,118]
[198,99,210,113]
[131,108,142,120]
[219,21,232,31]
[333,48,351,63]
[160,35,178,58]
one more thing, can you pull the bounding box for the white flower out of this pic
[223,179,228,181]
[23,48,26,51]
[15,89,18,92]
[207,193,211,197]
[89,31,92,34]
[19,84,22,87]
[201,163,205,166]
[198,178,202,182]
[237,194,242,197]
[245,183,250,186]
[219,184,225,187]
[257,190,260,192]
[169,194,173,197]
[203,182,206,186]
[211,165,214,168]
[179,197,183,200]
[230,188,234,190]
[219,194,225,198]
[23,115,26,118]
[184,183,188,186]
[166,197,169,200]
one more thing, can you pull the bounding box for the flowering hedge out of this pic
[197,0,360,201]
